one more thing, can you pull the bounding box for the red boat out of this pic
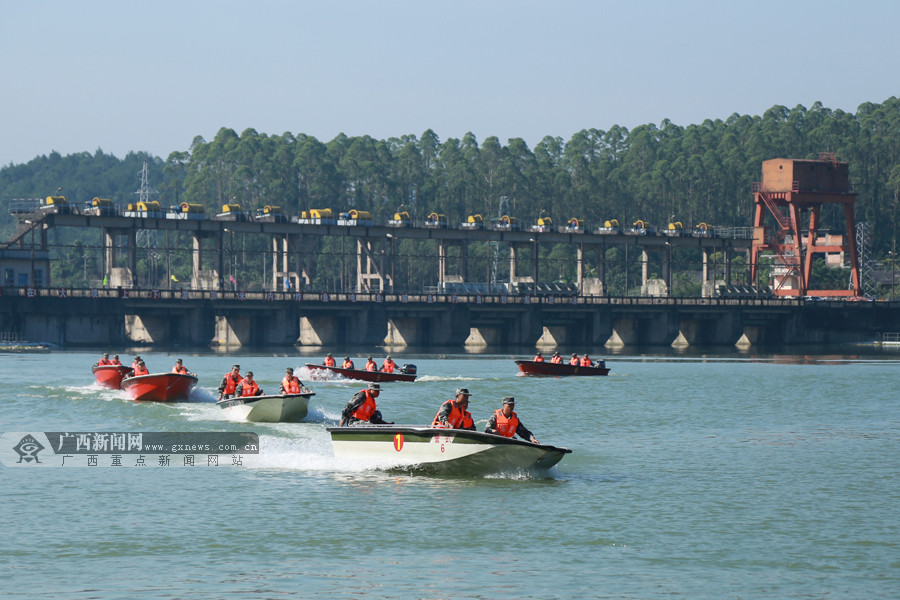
[121,372,199,402]
[305,363,417,383]
[515,360,610,377]
[92,364,134,389]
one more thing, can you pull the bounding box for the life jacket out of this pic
[342,359,355,369]
[240,380,260,397]
[324,356,336,367]
[382,359,395,373]
[493,409,519,438]
[111,358,122,365]
[351,391,378,421]
[569,357,579,365]
[282,375,301,394]
[550,356,562,364]
[365,361,376,372]
[172,365,187,374]
[132,361,141,370]
[580,357,592,367]
[133,365,149,376]
[432,400,474,429]
[533,355,544,362]
[98,357,112,366]
[223,371,243,395]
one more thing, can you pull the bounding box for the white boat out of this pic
[326,425,571,474]
[216,393,314,423]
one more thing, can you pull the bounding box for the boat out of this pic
[92,364,133,389]
[216,392,314,423]
[515,360,610,376]
[305,363,417,383]
[327,425,572,474]
[120,372,198,402]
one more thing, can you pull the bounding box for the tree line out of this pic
[2,98,899,292]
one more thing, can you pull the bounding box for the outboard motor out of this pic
[400,364,417,375]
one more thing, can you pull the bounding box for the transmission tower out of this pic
[855,221,875,298]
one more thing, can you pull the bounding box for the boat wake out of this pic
[414,375,480,383]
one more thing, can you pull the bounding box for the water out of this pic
[2,349,899,599]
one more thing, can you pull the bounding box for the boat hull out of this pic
[515,360,609,376]
[327,425,571,474]
[121,373,198,402]
[216,393,313,423]
[92,365,133,389]
[305,363,416,383]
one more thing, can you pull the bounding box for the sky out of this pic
[1,0,897,167]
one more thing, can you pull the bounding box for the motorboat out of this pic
[515,359,610,376]
[327,425,571,474]
[216,392,314,423]
[121,372,198,402]
[92,364,133,389]
[305,363,417,383]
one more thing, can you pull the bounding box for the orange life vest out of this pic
[351,390,378,421]
[493,409,520,438]
[324,356,336,367]
[111,358,122,365]
[98,357,112,366]
[282,375,301,393]
[569,357,579,365]
[133,365,149,376]
[342,359,355,369]
[382,359,396,373]
[365,361,376,372]
[580,357,592,367]
[132,361,141,370]
[172,365,187,374]
[550,356,562,364]
[533,355,544,362]
[432,400,474,429]
[240,380,260,397]
[223,371,243,395]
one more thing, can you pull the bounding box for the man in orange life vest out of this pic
[235,371,262,397]
[432,388,475,430]
[381,356,396,373]
[533,351,545,362]
[111,354,122,366]
[342,356,355,369]
[98,353,112,366]
[364,356,377,372]
[133,360,149,377]
[218,364,243,400]
[340,382,393,426]
[280,367,305,394]
[485,397,539,444]
[172,358,190,374]
[580,354,593,367]
[323,353,336,367]
[568,353,579,366]
[550,351,562,364]
[132,356,142,371]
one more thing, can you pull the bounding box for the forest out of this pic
[2,98,899,295]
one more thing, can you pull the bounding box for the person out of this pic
[432,388,475,430]
[580,353,593,367]
[364,356,377,372]
[485,397,539,444]
[172,358,189,374]
[132,356,142,370]
[342,356,355,369]
[533,351,545,362]
[98,353,112,366]
[235,371,262,397]
[381,355,396,373]
[111,354,122,366]
[280,367,305,394]
[340,382,392,426]
[133,360,149,377]
[550,351,562,364]
[569,353,579,366]
[323,353,336,367]
[218,364,243,400]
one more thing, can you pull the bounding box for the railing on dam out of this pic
[1,284,808,309]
